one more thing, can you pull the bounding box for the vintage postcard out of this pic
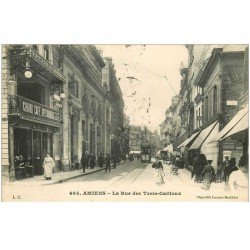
[1,44,249,201]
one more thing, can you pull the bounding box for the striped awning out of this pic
[221,112,248,140]
[189,121,218,150]
[209,104,248,143]
[177,131,200,148]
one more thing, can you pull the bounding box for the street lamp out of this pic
[24,60,32,79]
[60,92,66,99]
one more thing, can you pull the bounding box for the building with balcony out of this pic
[177,45,248,171]
[2,44,125,181]
[2,45,65,180]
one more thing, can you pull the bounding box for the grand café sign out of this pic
[22,101,59,121]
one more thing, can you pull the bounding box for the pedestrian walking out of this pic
[201,160,215,190]
[98,152,105,168]
[194,154,207,183]
[222,156,230,182]
[216,161,224,183]
[180,155,185,169]
[190,156,197,180]
[84,151,90,169]
[173,155,181,175]
[43,153,55,180]
[89,153,96,169]
[224,157,238,189]
[105,153,111,173]
[81,152,89,173]
[152,156,165,185]
[112,154,117,169]
[170,155,176,174]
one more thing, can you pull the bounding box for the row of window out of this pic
[195,85,218,128]
[82,121,101,140]
[32,45,50,61]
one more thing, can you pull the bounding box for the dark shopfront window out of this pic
[14,128,31,160]
[17,81,45,105]
[14,128,53,175]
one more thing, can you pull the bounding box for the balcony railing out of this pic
[10,46,66,84]
[9,95,61,127]
[68,94,82,111]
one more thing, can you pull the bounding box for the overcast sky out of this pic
[99,45,188,132]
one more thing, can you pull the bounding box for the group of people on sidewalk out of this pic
[188,154,248,191]
[41,152,119,181]
[152,153,248,191]
[14,155,34,179]
[81,152,117,173]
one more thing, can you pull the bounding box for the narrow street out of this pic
[59,159,247,201]
[3,159,247,202]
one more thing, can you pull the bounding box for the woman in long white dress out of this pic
[43,153,55,180]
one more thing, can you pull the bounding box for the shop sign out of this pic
[22,101,58,121]
[222,143,235,150]
[226,100,238,106]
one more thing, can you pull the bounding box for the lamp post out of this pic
[24,59,33,79]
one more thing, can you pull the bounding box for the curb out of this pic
[42,161,126,186]
[42,168,105,186]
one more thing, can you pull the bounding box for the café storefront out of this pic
[9,95,61,177]
[8,46,65,180]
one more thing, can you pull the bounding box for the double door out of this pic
[14,128,53,175]
[33,131,53,175]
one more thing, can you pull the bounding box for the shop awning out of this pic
[209,105,248,143]
[221,112,248,140]
[177,131,200,148]
[189,121,218,150]
[163,144,173,152]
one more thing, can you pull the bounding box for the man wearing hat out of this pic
[81,151,89,173]
[201,159,215,190]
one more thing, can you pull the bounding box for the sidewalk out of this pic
[5,161,125,186]
[162,163,225,191]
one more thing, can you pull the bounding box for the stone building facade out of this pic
[102,57,126,160]
[160,95,182,150]
[1,44,126,181]
[160,44,248,171]
[129,126,143,152]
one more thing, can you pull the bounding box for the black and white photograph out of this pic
[1,44,248,201]
[1,2,250,250]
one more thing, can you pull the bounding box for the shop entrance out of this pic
[14,128,32,161]
[14,128,53,176]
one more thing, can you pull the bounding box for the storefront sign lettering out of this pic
[22,101,58,120]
